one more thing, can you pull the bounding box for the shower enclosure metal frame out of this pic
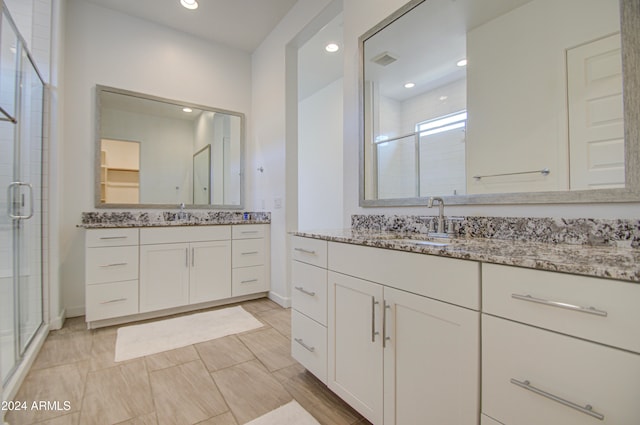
[1,1,46,392]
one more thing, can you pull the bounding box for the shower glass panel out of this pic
[0,5,44,387]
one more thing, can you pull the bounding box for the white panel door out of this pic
[189,241,231,304]
[383,286,480,425]
[568,33,624,189]
[139,243,189,312]
[328,271,384,424]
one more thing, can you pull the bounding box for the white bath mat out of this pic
[246,401,320,425]
[114,306,263,362]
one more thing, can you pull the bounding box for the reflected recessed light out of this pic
[439,95,448,101]
[456,59,467,67]
[180,0,198,10]
[182,107,193,113]
[325,43,340,53]
[404,82,415,89]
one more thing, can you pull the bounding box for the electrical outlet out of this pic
[274,198,282,209]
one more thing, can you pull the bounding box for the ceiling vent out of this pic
[371,51,397,66]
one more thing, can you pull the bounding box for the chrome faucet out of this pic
[178,202,186,220]
[427,196,445,235]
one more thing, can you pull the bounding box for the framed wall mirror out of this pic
[96,85,244,208]
[360,0,640,206]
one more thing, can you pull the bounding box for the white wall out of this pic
[343,0,640,221]
[298,77,344,231]
[250,0,333,306]
[61,0,251,315]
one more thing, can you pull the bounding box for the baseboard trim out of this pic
[268,291,291,308]
[65,305,85,318]
[49,308,66,330]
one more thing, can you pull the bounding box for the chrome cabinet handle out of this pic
[510,378,604,420]
[294,286,316,297]
[100,298,127,305]
[511,293,607,317]
[241,279,258,284]
[185,248,189,268]
[294,338,315,352]
[99,263,128,268]
[99,236,128,240]
[371,297,380,342]
[241,251,259,255]
[192,248,195,267]
[294,247,316,255]
[383,302,391,348]
[7,182,34,219]
[241,230,259,234]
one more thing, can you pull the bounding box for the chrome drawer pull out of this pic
[241,251,259,255]
[511,294,607,317]
[294,286,316,297]
[294,247,316,255]
[294,338,315,352]
[99,262,128,268]
[241,230,259,234]
[100,298,127,305]
[510,379,604,420]
[241,279,258,284]
[99,236,128,240]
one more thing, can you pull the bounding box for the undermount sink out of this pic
[388,238,453,247]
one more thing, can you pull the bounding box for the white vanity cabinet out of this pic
[327,241,480,425]
[482,264,640,425]
[139,226,232,312]
[231,224,270,296]
[85,228,140,322]
[290,236,329,383]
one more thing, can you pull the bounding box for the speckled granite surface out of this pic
[294,215,640,283]
[79,211,270,228]
[351,215,640,248]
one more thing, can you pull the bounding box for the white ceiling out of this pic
[82,0,299,53]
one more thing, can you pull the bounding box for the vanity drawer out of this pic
[86,246,139,284]
[232,224,265,239]
[232,239,265,268]
[291,309,327,384]
[292,236,327,268]
[482,264,640,353]
[86,280,139,322]
[140,225,231,244]
[292,260,327,326]
[328,241,480,310]
[232,265,267,296]
[86,228,139,247]
[482,315,640,425]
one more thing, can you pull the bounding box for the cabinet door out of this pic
[328,271,384,425]
[383,286,480,425]
[139,243,189,312]
[190,241,231,304]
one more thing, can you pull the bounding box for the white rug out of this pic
[246,401,320,425]
[114,306,263,362]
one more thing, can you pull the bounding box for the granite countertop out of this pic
[79,211,271,229]
[293,229,640,283]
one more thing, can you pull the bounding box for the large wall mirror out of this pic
[360,0,640,206]
[96,85,244,208]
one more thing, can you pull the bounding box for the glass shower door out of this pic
[0,6,44,385]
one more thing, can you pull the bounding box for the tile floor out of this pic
[5,298,372,425]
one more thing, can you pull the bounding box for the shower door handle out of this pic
[7,182,34,219]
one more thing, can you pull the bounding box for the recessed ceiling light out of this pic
[404,82,415,89]
[182,107,193,113]
[325,43,340,53]
[439,95,448,101]
[180,0,198,10]
[456,59,467,67]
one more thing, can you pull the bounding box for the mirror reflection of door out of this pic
[193,145,211,204]
[100,139,140,203]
